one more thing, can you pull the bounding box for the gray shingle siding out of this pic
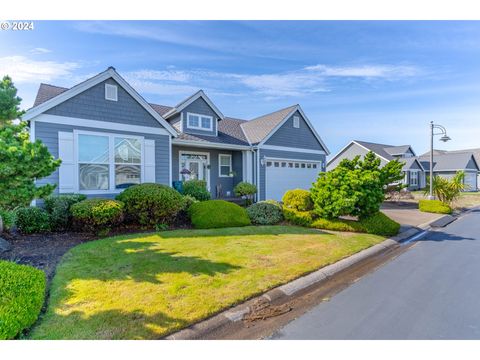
[180,97,219,137]
[45,78,161,128]
[264,110,325,151]
[172,145,243,198]
[258,149,326,201]
[35,122,170,197]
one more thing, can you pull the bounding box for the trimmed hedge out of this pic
[282,189,314,211]
[182,180,211,201]
[44,194,87,231]
[16,207,51,234]
[246,201,283,225]
[189,200,251,229]
[71,198,124,233]
[283,208,314,227]
[0,260,46,339]
[419,199,452,214]
[311,212,400,237]
[116,183,184,226]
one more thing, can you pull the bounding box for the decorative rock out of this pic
[0,237,12,253]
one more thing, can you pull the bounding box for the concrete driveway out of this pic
[381,201,443,228]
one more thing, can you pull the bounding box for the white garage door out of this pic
[464,172,477,191]
[265,159,321,201]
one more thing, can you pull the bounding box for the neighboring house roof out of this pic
[401,157,425,172]
[25,67,178,137]
[419,152,479,172]
[421,148,480,170]
[240,105,297,145]
[328,140,422,170]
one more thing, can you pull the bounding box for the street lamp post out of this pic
[428,121,451,200]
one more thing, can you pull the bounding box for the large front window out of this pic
[410,171,418,186]
[77,132,143,192]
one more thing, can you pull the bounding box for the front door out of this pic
[186,159,205,181]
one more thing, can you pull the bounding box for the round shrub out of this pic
[116,183,184,226]
[282,189,314,211]
[283,208,314,227]
[247,201,283,225]
[182,180,211,201]
[189,200,251,229]
[234,182,257,205]
[71,198,124,233]
[182,194,198,211]
[16,207,51,234]
[44,194,87,231]
[0,260,46,339]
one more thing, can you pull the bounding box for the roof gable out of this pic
[419,152,479,171]
[163,90,224,120]
[24,67,178,137]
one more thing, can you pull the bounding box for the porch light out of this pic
[260,156,266,166]
[180,168,191,175]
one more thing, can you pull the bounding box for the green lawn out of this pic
[30,226,384,340]
[411,191,480,209]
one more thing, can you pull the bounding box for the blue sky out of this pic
[1,21,480,156]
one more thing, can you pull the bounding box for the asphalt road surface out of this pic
[270,209,480,340]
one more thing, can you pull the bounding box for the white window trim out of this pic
[105,83,118,101]
[186,112,213,131]
[74,130,144,195]
[293,115,300,128]
[178,150,211,190]
[219,154,233,178]
[410,170,419,186]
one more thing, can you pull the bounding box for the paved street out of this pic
[270,209,480,339]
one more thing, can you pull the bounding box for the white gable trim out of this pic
[34,114,171,136]
[163,90,224,120]
[257,105,330,155]
[24,68,178,137]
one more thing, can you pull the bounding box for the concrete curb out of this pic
[165,214,456,340]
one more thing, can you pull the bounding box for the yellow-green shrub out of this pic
[71,198,124,233]
[419,199,452,214]
[282,189,313,211]
[0,261,46,339]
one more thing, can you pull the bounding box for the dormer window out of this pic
[187,112,213,131]
[105,84,118,101]
[293,116,300,128]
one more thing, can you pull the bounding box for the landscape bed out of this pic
[30,225,384,340]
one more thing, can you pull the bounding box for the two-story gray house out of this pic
[24,67,330,202]
[327,140,426,190]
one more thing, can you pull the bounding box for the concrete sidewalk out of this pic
[381,201,443,228]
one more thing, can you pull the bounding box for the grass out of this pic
[411,191,480,209]
[30,225,384,340]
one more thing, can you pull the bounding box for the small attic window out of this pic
[105,84,118,101]
[293,116,300,128]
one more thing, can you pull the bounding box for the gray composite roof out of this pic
[354,140,412,161]
[32,83,303,147]
[421,148,480,170]
[418,152,479,172]
[240,105,297,145]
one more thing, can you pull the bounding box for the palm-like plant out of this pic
[425,171,466,205]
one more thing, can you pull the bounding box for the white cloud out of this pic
[30,48,52,55]
[0,56,79,83]
[305,64,420,79]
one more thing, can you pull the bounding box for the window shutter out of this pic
[144,139,156,183]
[58,132,75,193]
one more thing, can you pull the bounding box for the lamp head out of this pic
[439,135,451,142]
